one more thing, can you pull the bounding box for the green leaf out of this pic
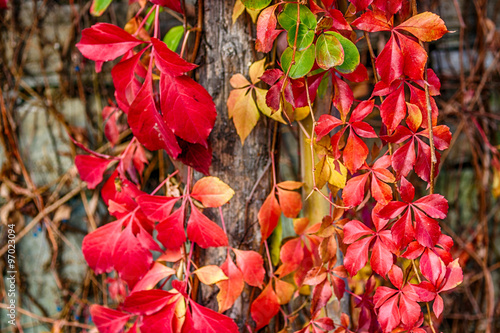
[278,4,317,31]
[281,45,316,79]
[287,23,315,51]
[326,32,360,74]
[90,0,113,16]
[145,7,164,31]
[269,218,282,266]
[241,0,272,10]
[163,25,185,51]
[315,33,344,69]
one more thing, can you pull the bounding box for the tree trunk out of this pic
[197,0,272,328]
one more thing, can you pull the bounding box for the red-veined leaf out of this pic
[187,204,228,248]
[232,249,265,288]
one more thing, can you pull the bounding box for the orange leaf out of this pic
[277,188,302,218]
[258,190,281,241]
[397,12,449,42]
[274,278,295,305]
[194,265,228,285]
[276,180,303,190]
[217,256,245,313]
[191,177,235,208]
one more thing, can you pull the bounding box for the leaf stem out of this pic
[264,240,275,277]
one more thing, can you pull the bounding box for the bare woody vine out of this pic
[74,0,463,332]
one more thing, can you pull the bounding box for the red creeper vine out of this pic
[73,0,463,332]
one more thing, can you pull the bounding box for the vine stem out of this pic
[219,206,228,236]
[151,170,179,195]
[411,260,437,333]
[264,240,274,277]
[133,5,156,37]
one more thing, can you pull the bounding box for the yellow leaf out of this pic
[232,0,245,24]
[327,157,347,189]
[232,90,260,144]
[247,7,262,23]
[295,106,310,121]
[255,88,287,124]
[249,58,266,84]
[315,156,331,190]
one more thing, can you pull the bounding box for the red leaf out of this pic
[391,209,415,249]
[279,237,304,276]
[232,249,265,288]
[350,100,375,122]
[102,106,120,146]
[344,236,372,276]
[375,34,403,84]
[150,0,183,13]
[375,294,400,332]
[131,262,176,293]
[113,223,153,288]
[111,49,147,113]
[277,188,302,218]
[413,194,448,219]
[191,177,235,207]
[258,191,282,241]
[137,194,181,221]
[190,300,239,333]
[176,139,213,175]
[255,5,281,53]
[400,176,415,203]
[414,209,441,248]
[311,279,333,315]
[217,255,245,313]
[90,305,130,333]
[315,114,343,140]
[156,207,187,249]
[380,84,406,133]
[371,175,393,205]
[351,121,378,138]
[251,283,280,330]
[128,72,181,158]
[373,0,403,16]
[343,173,369,207]
[343,131,369,173]
[82,220,122,274]
[414,138,435,182]
[151,37,197,76]
[397,12,449,42]
[332,76,353,121]
[76,23,144,62]
[371,237,394,276]
[418,125,452,151]
[351,10,392,32]
[123,289,179,315]
[140,304,177,333]
[343,220,373,243]
[392,138,416,178]
[75,155,112,189]
[160,73,216,147]
[397,33,427,81]
[187,203,228,248]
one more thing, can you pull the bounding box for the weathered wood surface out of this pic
[197,0,272,328]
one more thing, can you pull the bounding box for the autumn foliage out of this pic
[73,0,463,332]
